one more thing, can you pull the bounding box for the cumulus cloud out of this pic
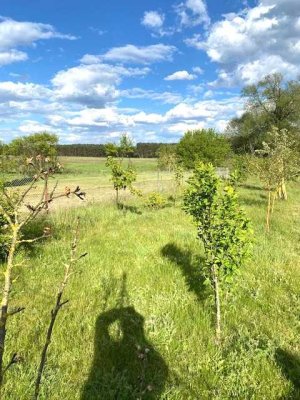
[0,16,76,65]
[175,0,210,28]
[0,81,51,101]
[165,70,197,81]
[186,1,300,85]
[142,11,164,29]
[0,50,28,65]
[52,63,149,107]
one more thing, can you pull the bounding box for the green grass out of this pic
[1,160,300,399]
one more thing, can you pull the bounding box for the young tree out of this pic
[157,144,177,173]
[177,129,231,169]
[0,157,85,386]
[105,157,138,207]
[105,134,140,207]
[105,134,135,159]
[249,127,300,231]
[184,163,252,342]
[34,219,87,399]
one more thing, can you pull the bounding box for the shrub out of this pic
[145,192,168,210]
[184,162,252,342]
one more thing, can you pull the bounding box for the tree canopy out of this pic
[227,73,300,153]
[9,132,58,159]
[176,129,231,169]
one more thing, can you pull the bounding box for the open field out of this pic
[4,157,176,207]
[1,158,300,399]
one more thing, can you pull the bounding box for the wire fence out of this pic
[1,167,230,210]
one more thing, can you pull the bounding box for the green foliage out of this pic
[1,177,300,398]
[8,132,58,159]
[144,192,168,210]
[228,155,249,187]
[157,144,178,172]
[177,129,231,169]
[184,162,252,282]
[250,127,300,191]
[105,134,135,158]
[184,162,252,339]
[105,156,137,204]
[228,73,300,153]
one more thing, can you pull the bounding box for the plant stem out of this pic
[34,221,80,399]
[0,226,19,386]
[211,263,221,344]
[266,189,271,232]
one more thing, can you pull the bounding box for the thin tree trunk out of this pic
[266,190,271,232]
[280,178,287,200]
[116,188,119,206]
[211,263,221,344]
[0,227,18,385]
[33,290,66,399]
[34,222,82,399]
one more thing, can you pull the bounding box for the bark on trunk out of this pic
[0,228,18,386]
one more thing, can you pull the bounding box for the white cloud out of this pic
[192,66,204,75]
[187,2,300,85]
[101,44,177,64]
[121,88,182,104]
[0,17,76,65]
[18,120,54,134]
[0,49,28,65]
[142,11,164,29]
[0,81,51,101]
[165,70,197,81]
[175,0,210,28]
[52,63,149,107]
[167,121,205,133]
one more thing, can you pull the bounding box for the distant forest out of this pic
[57,143,171,158]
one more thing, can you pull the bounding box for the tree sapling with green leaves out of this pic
[249,126,300,231]
[184,162,252,343]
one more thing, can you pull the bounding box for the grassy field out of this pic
[1,157,300,399]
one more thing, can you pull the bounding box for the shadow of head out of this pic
[275,348,300,390]
[161,243,207,302]
[82,306,168,400]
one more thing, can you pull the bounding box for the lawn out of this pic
[1,158,300,399]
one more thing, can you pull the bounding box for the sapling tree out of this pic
[184,163,252,343]
[34,218,87,399]
[0,156,85,386]
[105,156,139,207]
[105,134,141,207]
[173,164,184,204]
[249,127,300,231]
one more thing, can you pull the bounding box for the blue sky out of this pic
[0,0,299,144]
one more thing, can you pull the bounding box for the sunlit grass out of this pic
[1,161,300,399]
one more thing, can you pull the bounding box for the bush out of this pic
[145,192,168,210]
[177,129,231,169]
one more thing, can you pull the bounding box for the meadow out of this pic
[1,157,300,399]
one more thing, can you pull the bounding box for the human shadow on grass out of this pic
[81,306,168,400]
[161,243,207,302]
[275,348,300,399]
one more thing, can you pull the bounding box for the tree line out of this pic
[1,73,299,169]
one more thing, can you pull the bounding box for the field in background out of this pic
[1,157,300,399]
[22,156,178,208]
